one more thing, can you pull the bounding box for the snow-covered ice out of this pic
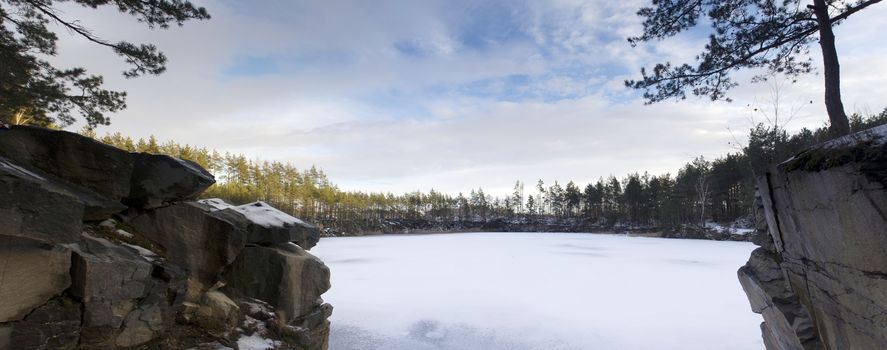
[312,232,763,350]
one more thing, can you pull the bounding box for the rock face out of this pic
[740,125,887,349]
[225,243,331,323]
[200,199,322,249]
[0,237,72,323]
[127,153,215,209]
[128,201,247,303]
[0,126,133,203]
[69,234,186,348]
[0,126,332,350]
[0,297,83,350]
[0,157,83,243]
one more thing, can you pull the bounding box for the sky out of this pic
[49,0,887,195]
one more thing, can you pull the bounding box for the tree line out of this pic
[85,108,886,234]
[84,131,751,232]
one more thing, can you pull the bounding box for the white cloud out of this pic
[41,0,887,196]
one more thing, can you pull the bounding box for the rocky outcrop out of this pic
[69,234,186,348]
[0,126,332,349]
[127,153,215,209]
[739,125,887,349]
[0,126,133,205]
[128,201,247,303]
[0,157,85,243]
[0,297,83,350]
[0,125,216,220]
[225,243,331,323]
[200,199,321,249]
[0,237,72,323]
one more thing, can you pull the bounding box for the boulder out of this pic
[738,248,821,350]
[0,236,71,323]
[114,261,186,348]
[240,298,332,350]
[225,243,331,323]
[70,235,153,329]
[128,201,247,302]
[69,234,186,348]
[201,199,321,249]
[0,126,133,205]
[287,303,333,350]
[0,157,83,243]
[195,290,240,334]
[115,303,164,348]
[0,297,82,350]
[126,153,215,209]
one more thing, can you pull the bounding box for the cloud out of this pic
[42,0,887,195]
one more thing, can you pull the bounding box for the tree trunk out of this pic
[812,0,851,136]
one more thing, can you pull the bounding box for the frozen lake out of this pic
[311,232,763,350]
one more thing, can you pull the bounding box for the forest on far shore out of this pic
[86,109,887,236]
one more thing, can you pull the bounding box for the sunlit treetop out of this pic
[0,0,210,129]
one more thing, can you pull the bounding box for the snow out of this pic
[98,219,117,229]
[115,229,134,238]
[705,221,756,235]
[732,228,756,235]
[231,201,308,228]
[236,334,279,350]
[122,243,158,262]
[187,342,233,350]
[198,199,308,228]
[0,158,44,181]
[817,123,887,150]
[199,198,235,211]
[312,232,763,350]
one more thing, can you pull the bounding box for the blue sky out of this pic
[53,0,887,195]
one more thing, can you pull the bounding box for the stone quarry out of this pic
[0,125,331,349]
[739,124,887,349]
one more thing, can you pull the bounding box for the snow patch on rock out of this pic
[0,157,45,181]
[231,201,308,228]
[199,199,308,228]
[236,334,279,350]
[199,198,234,211]
[116,229,134,238]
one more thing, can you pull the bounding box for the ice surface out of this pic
[312,232,763,350]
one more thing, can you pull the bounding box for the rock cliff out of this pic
[739,125,887,349]
[0,126,331,349]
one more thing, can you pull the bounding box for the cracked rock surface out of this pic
[741,124,887,349]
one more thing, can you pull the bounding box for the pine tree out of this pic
[0,0,210,128]
[626,0,882,136]
[564,181,581,217]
